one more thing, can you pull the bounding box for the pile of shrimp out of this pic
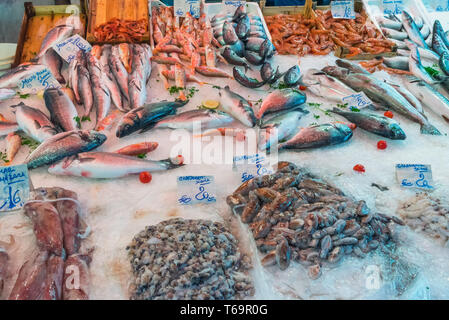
[359,57,413,75]
[94,18,147,42]
[265,9,395,57]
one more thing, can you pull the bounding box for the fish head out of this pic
[334,123,354,138]
[389,123,407,140]
[80,130,107,147]
[116,113,141,138]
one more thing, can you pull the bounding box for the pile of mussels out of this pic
[127,218,254,300]
[226,162,405,279]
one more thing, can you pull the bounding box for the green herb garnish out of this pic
[350,106,360,112]
[212,85,221,90]
[0,151,9,163]
[313,114,320,120]
[82,116,91,122]
[186,87,199,99]
[168,86,183,95]
[308,102,322,107]
[137,153,146,159]
[17,93,30,99]
[424,65,440,78]
[337,103,348,109]
[20,134,40,151]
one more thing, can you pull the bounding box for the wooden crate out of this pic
[13,2,86,67]
[86,0,149,44]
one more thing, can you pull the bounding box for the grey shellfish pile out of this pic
[398,193,449,247]
[127,218,254,300]
[226,161,404,280]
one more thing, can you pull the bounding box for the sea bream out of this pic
[218,86,256,127]
[36,25,74,58]
[259,110,305,151]
[330,108,406,140]
[0,64,46,88]
[153,109,236,131]
[278,123,353,150]
[256,88,307,119]
[25,130,107,169]
[322,66,441,135]
[44,88,79,132]
[49,152,184,179]
[116,100,188,138]
[13,102,58,142]
[405,77,449,124]
[303,68,356,102]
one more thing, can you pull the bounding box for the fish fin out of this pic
[420,123,441,135]
[442,114,449,124]
[78,157,96,163]
[34,120,42,129]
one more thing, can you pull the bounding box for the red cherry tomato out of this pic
[139,172,152,184]
[173,154,184,165]
[299,85,307,91]
[377,140,387,150]
[384,111,394,119]
[353,164,365,173]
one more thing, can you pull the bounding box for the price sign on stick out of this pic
[17,67,61,95]
[52,34,92,63]
[233,154,274,183]
[395,164,434,190]
[177,176,216,205]
[342,92,373,110]
[382,0,403,15]
[331,1,356,19]
[223,0,246,14]
[174,0,201,18]
[0,165,30,212]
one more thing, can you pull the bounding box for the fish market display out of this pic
[94,18,148,42]
[256,88,307,119]
[226,162,404,278]
[8,187,91,300]
[303,68,356,102]
[218,86,256,127]
[397,194,449,248]
[44,88,79,132]
[265,9,394,56]
[12,102,58,142]
[153,109,236,131]
[48,152,184,179]
[25,130,107,169]
[127,218,253,299]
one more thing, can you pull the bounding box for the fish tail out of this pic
[420,122,441,135]
[159,159,185,170]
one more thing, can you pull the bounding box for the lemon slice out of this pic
[202,100,219,109]
[36,90,45,99]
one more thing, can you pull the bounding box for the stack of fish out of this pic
[8,187,91,300]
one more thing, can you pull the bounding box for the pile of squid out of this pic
[7,187,91,300]
[265,9,394,57]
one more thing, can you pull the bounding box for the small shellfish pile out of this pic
[127,218,254,300]
[226,162,404,280]
[397,193,449,247]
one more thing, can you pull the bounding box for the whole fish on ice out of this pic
[259,110,305,150]
[13,102,58,142]
[218,86,256,127]
[0,64,46,88]
[256,88,307,119]
[44,88,79,132]
[36,25,74,58]
[303,68,356,102]
[153,109,236,131]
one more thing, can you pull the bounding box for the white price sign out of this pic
[342,92,373,109]
[17,67,61,95]
[0,165,30,212]
[382,0,403,15]
[52,34,92,63]
[177,176,216,205]
[233,154,274,183]
[331,1,356,19]
[395,164,434,190]
[174,0,200,18]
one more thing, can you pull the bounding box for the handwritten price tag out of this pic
[0,165,30,212]
[233,154,274,183]
[223,0,246,14]
[174,0,200,18]
[177,176,216,205]
[52,34,92,63]
[331,1,356,19]
[342,92,373,109]
[382,0,403,15]
[17,67,61,95]
[396,164,434,190]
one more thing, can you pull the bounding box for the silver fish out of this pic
[77,65,94,117]
[68,51,84,104]
[44,88,79,132]
[223,21,239,45]
[323,66,440,135]
[278,123,353,150]
[409,48,439,85]
[256,89,307,119]
[38,49,65,84]
[0,64,46,88]
[86,53,111,126]
[129,45,149,109]
[336,59,370,74]
[154,109,236,131]
[25,130,107,169]
[432,27,449,57]
[259,110,304,150]
[385,80,424,114]
[405,40,440,65]
[37,25,74,58]
[383,56,409,70]
[109,46,130,102]
[0,121,18,137]
[48,152,183,179]
[405,77,449,123]
[218,86,256,127]
[382,27,408,40]
[402,11,428,49]
[303,68,356,102]
[376,16,402,30]
[0,88,15,101]
[13,102,58,142]
[99,45,124,112]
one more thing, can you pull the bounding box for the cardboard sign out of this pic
[331,1,356,19]
[0,165,30,212]
[177,176,216,205]
[342,92,373,109]
[233,154,274,183]
[174,0,201,18]
[396,164,434,190]
[17,67,61,94]
[52,34,92,63]
[382,0,403,15]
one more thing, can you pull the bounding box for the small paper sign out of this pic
[223,0,246,14]
[52,34,92,63]
[395,164,434,190]
[331,1,356,19]
[0,165,30,212]
[382,0,403,15]
[233,154,274,183]
[342,92,373,110]
[174,0,201,18]
[177,176,216,205]
[17,67,61,94]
